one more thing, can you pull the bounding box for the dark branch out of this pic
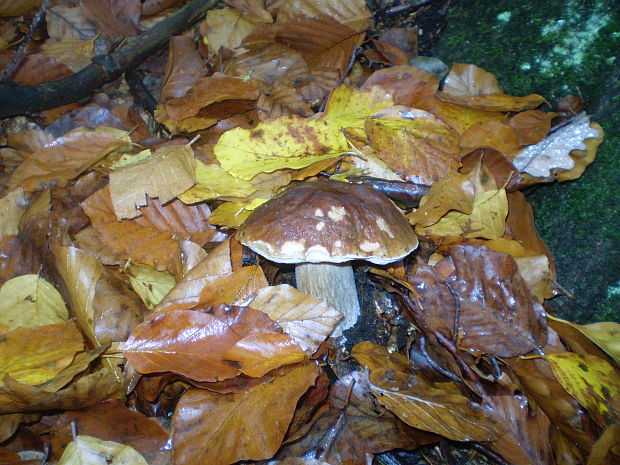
[0,0,221,119]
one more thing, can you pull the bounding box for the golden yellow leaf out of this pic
[108,144,196,219]
[545,353,620,427]
[209,198,268,228]
[321,84,393,132]
[214,116,346,180]
[549,317,620,365]
[0,321,83,385]
[126,264,176,310]
[0,275,68,330]
[415,189,508,239]
[178,161,257,203]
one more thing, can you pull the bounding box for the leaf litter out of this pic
[0,1,614,465]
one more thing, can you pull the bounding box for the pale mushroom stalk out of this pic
[237,180,418,338]
[295,262,359,337]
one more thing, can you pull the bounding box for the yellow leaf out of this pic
[215,115,346,180]
[545,353,620,427]
[549,317,620,365]
[416,189,508,239]
[0,275,69,330]
[0,321,83,385]
[108,145,196,220]
[0,187,27,238]
[126,264,176,310]
[178,161,257,203]
[58,435,148,465]
[208,198,268,228]
[321,84,393,131]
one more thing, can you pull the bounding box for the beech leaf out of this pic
[57,435,148,465]
[178,161,257,204]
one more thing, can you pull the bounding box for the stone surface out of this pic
[433,0,619,322]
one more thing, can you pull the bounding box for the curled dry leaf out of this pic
[172,362,319,465]
[351,342,503,441]
[0,274,68,330]
[108,144,196,219]
[242,284,342,355]
[123,304,303,382]
[0,321,83,385]
[8,128,131,192]
[366,108,460,184]
[215,115,346,180]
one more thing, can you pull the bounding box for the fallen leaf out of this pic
[208,198,268,228]
[257,86,313,120]
[0,188,27,238]
[0,275,68,330]
[366,108,461,184]
[0,235,43,285]
[0,321,83,385]
[544,352,620,427]
[0,0,43,16]
[431,97,506,135]
[57,435,148,465]
[511,113,603,178]
[351,342,503,441]
[508,109,552,145]
[415,189,508,240]
[201,7,257,56]
[242,284,342,354]
[126,264,176,310]
[564,321,620,364]
[215,115,346,180]
[81,0,141,40]
[436,90,547,112]
[177,161,257,203]
[123,304,300,382]
[172,362,319,465]
[586,424,620,465]
[9,128,131,192]
[160,35,207,100]
[199,264,268,307]
[277,0,371,33]
[460,120,521,156]
[321,84,393,132]
[442,63,502,96]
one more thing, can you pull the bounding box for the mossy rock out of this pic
[433,0,620,323]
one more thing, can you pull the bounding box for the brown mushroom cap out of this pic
[237,179,418,265]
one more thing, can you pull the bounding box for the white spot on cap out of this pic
[314,208,324,217]
[376,217,395,238]
[280,240,306,258]
[359,241,380,253]
[328,206,346,222]
[334,240,342,248]
[305,245,331,262]
[316,221,325,231]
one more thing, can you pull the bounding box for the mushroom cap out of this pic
[237,179,418,265]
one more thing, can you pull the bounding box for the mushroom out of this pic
[236,179,418,336]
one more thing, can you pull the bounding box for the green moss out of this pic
[434,0,620,323]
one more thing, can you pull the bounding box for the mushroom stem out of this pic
[295,262,360,337]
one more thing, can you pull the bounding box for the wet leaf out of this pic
[567,321,620,364]
[415,189,508,240]
[442,63,502,96]
[366,109,461,184]
[544,353,620,427]
[108,144,196,219]
[172,362,319,465]
[460,120,521,156]
[0,321,83,385]
[0,275,68,330]
[126,264,176,310]
[511,113,603,179]
[0,188,27,238]
[321,84,393,132]
[352,342,503,441]
[436,90,547,112]
[57,435,148,465]
[215,115,346,180]
[242,284,342,354]
[198,264,269,307]
[123,304,301,382]
[277,0,371,33]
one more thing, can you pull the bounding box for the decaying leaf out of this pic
[172,362,319,465]
[215,115,346,180]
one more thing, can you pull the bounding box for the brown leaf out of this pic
[486,396,554,465]
[352,342,503,441]
[0,236,42,286]
[431,97,506,135]
[172,362,319,465]
[508,110,552,145]
[445,245,547,356]
[81,186,214,272]
[436,90,547,112]
[9,128,131,192]
[81,0,141,40]
[257,86,313,120]
[48,400,168,460]
[276,14,364,75]
[442,63,502,96]
[460,120,521,156]
[199,265,269,307]
[361,64,439,112]
[366,109,461,184]
[276,0,371,33]
[123,304,301,382]
[201,8,257,56]
[10,53,73,85]
[160,35,208,101]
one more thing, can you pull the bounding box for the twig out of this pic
[439,279,461,344]
[416,332,463,383]
[315,378,355,460]
[318,46,361,112]
[0,0,51,82]
[0,0,222,118]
